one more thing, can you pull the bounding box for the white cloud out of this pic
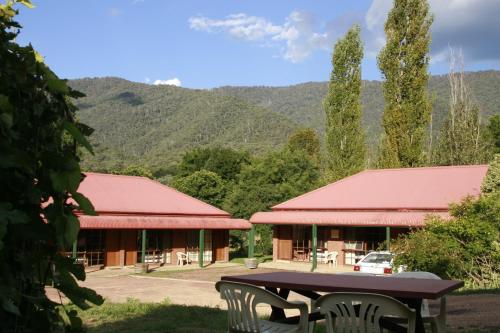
[153,78,181,86]
[189,11,339,63]
[365,0,500,64]
[144,77,150,83]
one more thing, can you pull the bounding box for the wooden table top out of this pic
[221,271,463,300]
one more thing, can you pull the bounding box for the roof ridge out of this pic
[364,164,489,173]
[84,172,149,180]
[272,169,370,209]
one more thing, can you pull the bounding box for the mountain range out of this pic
[70,70,500,177]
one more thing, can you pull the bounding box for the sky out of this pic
[15,0,500,89]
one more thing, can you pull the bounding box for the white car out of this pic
[353,251,398,275]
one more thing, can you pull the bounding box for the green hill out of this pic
[71,70,500,176]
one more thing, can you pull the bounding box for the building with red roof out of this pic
[250,165,488,267]
[73,173,250,268]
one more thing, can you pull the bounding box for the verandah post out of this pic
[311,224,317,272]
[248,225,255,258]
[141,229,147,264]
[199,229,205,268]
[72,240,77,259]
[386,226,391,251]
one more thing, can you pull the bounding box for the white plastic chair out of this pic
[215,281,310,333]
[393,271,446,333]
[325,251,338,267]
[176,252,191,266]
[316,292,416,333]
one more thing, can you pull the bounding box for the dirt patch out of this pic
[440,294,500,332]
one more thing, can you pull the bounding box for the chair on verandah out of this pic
[324,251,338,267]
[394,271,446,333]
[215,281,310,333]
[316,292,416,333]
[176,252,191,266]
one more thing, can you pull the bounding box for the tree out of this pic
[481,154,500,197]
[323,25,366,181]
[172,170,227,208]
[0,2,103,332]
[487,114,500,154]
[176,147,250,181]
[224,149,320,254]
[111,165,154,179]
[377,0,433,168]
[287,128,320,159]
[434,50,492,165]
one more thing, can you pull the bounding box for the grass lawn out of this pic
[75,298,498,333]
[75,299,227,333]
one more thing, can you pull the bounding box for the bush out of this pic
[393,193,500,288]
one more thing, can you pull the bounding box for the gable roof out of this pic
[79,172,229,217]
[273,165,488,212]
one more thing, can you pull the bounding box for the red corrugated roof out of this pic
[80,173,229,216]
[79,215,250,230]
[273,165,488,211]
[77,173,251,230]
[250,211,450,227]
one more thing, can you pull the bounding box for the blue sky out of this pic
[16,0,500,89]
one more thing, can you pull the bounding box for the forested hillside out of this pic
[71,70,500,176]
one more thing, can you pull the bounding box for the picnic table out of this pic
[221,271,463,333]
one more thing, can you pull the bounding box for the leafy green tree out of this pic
[177,147,250,181]
[434,52,492,165]
[287,128,320,159]
[224,149,320,254]
[111,165,154,179]
[377,0,433,168]
[487,114,500,154]
[0,2,103,331]
[323,25,365,181]
[481,154,500,197]
[172,170,227,208]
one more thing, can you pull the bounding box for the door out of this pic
[121,230,138,265]
[212,230,228,262]
[278,226,292,260]
[105,230,121,266]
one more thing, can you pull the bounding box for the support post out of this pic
[311,224,317,272]
[386,226,391,251]
[72,240,77,259]
[199,229,205,268]
[248,225,255,258]
[141,229,147,264]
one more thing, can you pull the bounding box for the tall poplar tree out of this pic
[434,50,491,165]
[377,0,433,168]
[323,25,365,181]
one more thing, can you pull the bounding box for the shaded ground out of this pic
[50,266,500,332]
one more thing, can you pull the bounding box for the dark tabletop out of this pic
[221,272,463,299]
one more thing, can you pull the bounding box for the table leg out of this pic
[265,287,290,321]
[398,298,425,333]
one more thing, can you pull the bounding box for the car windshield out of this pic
[362,253,392,264]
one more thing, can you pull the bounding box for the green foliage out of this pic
[323,25,366,181]
[176,147,250,181]
[481,154,500,195]
[487,114,500,154]
[224,148,320,254]
[111,165,154,179]
[377,0,434,167]
[287,128,320,159]
[172,170,227,208]
[393,186,500,288]
[0,2,103,332]
[433,56,492,165]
